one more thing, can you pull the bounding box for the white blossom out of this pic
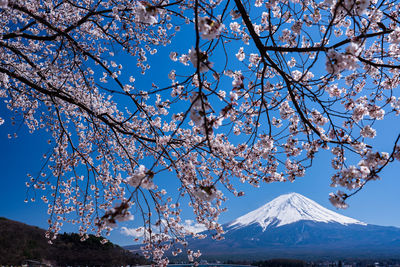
[0,0,8,8]
[236,47,245,61]
[169,52,178,61]
[360,125,376,138]
[135,2,159,25]
[291,21,303,35]
[188,48,213,72]
[329,192,349,209]
[388,28,400,44]
[127,165,155,190]
[198,17,224,40]
[352,105,368,122]
[326,48,359,74]
[249,53,261,67]
[288,57,296,68]
[230,22,241,32]
[346,42,361,56]
[192,186,218,202]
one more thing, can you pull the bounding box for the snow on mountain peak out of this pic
[228,193,366,230]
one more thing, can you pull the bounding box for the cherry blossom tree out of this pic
[1,0,400,264]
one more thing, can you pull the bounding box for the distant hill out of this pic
[0,217,147,266]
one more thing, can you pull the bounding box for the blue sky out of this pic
[1,10,400,246]
[1,106,400,246]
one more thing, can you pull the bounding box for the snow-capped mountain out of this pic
[228,192,365,230]
[178,193,400,261]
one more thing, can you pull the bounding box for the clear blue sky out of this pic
[1,18,400,246]
[1,101,400,246]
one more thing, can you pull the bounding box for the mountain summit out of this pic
[228,192,365,230]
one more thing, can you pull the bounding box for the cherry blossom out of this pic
[0,0,7,8]
[236,47,245,61]
[198,17,224,40]
[188,48,213,72]
[135,2,160,25]
[1,0,400,264]
[360,125,376,139]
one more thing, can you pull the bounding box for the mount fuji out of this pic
[182,193,400,260]
[228,192,365,230]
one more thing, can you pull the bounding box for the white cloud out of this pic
[182,219,207,234]
[120,220,207,239]
[120,226,146,238]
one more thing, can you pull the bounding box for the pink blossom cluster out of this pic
[1,0,400,264]
[198,17,224,40]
